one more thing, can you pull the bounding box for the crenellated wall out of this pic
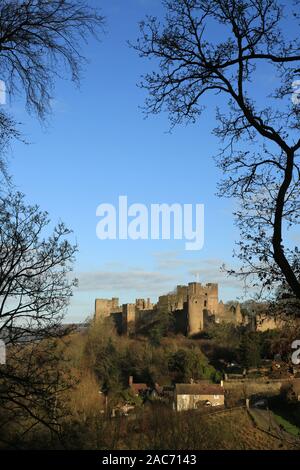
[94,282,246,336]
[94,297,121,320]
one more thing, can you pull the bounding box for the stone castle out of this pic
[94,282,244,336]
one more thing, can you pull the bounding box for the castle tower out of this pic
[122,303,136,335]
[205,283,219,314]
[94,298,119,320]
[187,294,205,336]
[188,282,202,296]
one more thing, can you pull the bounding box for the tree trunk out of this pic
[272,150,300,298]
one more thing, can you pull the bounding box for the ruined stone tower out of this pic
[94,297,120,319]
[122,303,136,335]
[186,282,218,335]
[187,295,204,335]
[94,281,244,336]
[204,283,219,314]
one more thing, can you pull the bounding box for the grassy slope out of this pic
[206,409,297,450]
[272,413,300,437]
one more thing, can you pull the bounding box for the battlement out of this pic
[95,297,120,320]
[135,298,154,310]
[94,281,244,337]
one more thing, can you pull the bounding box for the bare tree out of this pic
[0,110,20,182]
[0,191,77,446]
[0,1,103,444]
[0,0,104,178]
[134,0,300,303]
[0,0,104,118]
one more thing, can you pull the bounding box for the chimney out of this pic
[129,375,133,387]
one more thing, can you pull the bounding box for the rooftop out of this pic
[175,383,224,396]
[130,383,149,393]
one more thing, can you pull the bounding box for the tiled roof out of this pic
[131,383,148,393]
[175,383,224,396]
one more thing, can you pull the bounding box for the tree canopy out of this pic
[134,0,300,305]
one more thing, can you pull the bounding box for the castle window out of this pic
[204,300,207,307]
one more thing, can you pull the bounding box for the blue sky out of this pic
[8,0,256,321]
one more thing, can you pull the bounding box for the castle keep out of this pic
[94,282,243,336]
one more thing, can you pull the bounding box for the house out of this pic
[175,383,225,411]
[129,376,148,396]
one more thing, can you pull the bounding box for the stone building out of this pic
[175,383,225,411]
[94,281,244,336]
[254,313,285,332]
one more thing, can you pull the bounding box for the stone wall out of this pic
[223,377,296,397]
[176,393,224,411]
[255,314,285,332]
[94,282,245,336]
[94,298,121,320]
[122,303,136,335]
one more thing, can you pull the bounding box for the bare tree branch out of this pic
[134,0,300,302]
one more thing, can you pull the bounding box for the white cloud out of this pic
[76,269,176,294]
[74,252,251,305]
[152,251,249,298]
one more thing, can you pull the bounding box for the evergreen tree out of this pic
[239,332,262,369]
